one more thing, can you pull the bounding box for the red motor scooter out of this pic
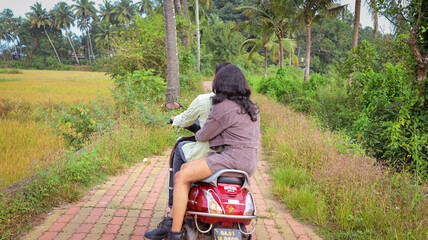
[165,101,257,240]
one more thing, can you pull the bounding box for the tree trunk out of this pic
[87,26,95,60]
[416,61,428,82]
[180,0,189,47]
[264,47,267,78]
[66,29,80,65]
[278,35,283,68]
[1,45,6,62]
[164,0,180,101]
[44,26,62,64]
[175,0,181,15]
[195,0,200,72]
[372,0,378,39]
[402,0,427,83]
[6,42,11,62]
[181,0,188,18]
[13,42,19,61]
[304,23,311,81]
[86,32,91,64]
[83,21,92,65]
[352,0,361,48]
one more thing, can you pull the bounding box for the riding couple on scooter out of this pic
[145,63,260,240]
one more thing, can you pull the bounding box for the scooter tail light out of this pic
[205,190,223,215]
[244,192,256,216]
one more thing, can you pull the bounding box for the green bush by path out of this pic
[255,93,427,240]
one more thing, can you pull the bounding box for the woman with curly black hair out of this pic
[166,64,260,240]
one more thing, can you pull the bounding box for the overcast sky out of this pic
[1,0,392,35]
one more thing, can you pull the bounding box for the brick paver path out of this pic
[23,150,322,240]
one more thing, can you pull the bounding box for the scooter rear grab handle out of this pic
[200,169,251,188]
[186,211,257,220]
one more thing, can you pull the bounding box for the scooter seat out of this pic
[200,169,251,188]
[217,176,245,186]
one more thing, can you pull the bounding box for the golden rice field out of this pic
[0,69,112,190]
[0,69,112,105]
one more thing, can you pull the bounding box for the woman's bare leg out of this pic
[170,157,213,232]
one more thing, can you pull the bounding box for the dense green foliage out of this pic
[350,65,427,177]
[200,20,245,73]
[105,14,167,78]
[251,40,427,181]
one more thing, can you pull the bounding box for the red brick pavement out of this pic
[23,151,321,240]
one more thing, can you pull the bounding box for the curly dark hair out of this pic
[212,64,258,121]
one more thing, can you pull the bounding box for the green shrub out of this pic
[338,40,381,78]
[0,68,22,74]
[256,67,304,103]
[350,63,427,178]
[44,98,114,149]
[112,69,166,112]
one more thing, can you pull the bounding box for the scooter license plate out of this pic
[213,228,242,240]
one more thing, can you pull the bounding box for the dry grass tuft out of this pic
[0,119,65,190]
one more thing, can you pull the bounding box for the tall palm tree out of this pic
[283,37,298,66]
[240,36,275,78]
[195,0,200,72]
[112,0,136,27]
[1,9,17,61]
[27,2,62,64]
[352,0,362,48]
[297,0,345,81]
[135,0,155,16]
[52,2,80,65]
[237,0,298,68]
[368,0,378,39]
[15,16,25,61]
[99,0,116,24]
[233,8,276,77]
[179,0,188,47]
[94,21,116,54]
[180,0,188,18]
[194,0,211,72]
[73,0,97,64]
[164,0,180,101]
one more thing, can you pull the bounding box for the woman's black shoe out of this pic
[144,216,172,239]
[166,230,184,240]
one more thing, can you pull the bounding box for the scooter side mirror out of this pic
[165,101,185,110]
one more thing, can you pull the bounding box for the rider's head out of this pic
[212,62,231,82]
[212,64,258,121]
[215,62,232,74]
[212,64,251,99]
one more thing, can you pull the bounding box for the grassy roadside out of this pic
[254,93,427,239]
[0,119,176,239]
[0,69,204,240]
